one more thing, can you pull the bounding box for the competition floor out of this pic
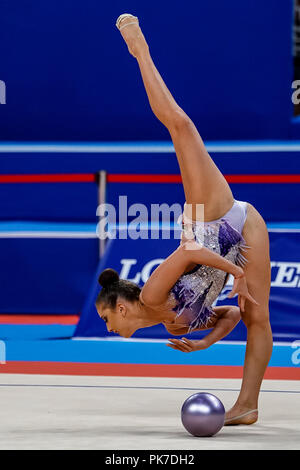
[0,374,299,450]
[0,319,299,450]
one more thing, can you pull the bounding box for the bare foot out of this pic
[116,14,149,58]
[225,405,258,426]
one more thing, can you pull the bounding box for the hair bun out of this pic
[98,268,120,288]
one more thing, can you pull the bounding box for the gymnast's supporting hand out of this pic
[166,305,241,353]
[167,337,208,353]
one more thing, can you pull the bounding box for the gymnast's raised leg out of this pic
[116,14,234,222]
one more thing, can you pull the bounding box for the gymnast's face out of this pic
[97,300,137,338]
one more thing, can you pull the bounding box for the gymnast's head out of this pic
[95,268,142,338]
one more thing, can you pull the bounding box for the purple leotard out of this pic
[169,200,249,333]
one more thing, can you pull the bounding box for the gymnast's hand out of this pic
[227,273,259,312]
[166,338,208,353]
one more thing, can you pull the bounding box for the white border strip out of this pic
[1,142,300,153]
[268,228,300,233]
[72,337,294,347]
[0,227,299,238]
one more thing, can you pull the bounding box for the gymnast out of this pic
[96,14,272,426]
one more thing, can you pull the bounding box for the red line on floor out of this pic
[107,174,182,183]
[0,174,299,185]
[107,174,300,184]
[0,315,79,325]
[0,362,298,380]
[0,174,96,184]
[226,174,300,184]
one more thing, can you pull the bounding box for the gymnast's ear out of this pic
[116,301,127,317]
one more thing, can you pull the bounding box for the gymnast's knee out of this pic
[241,308,271,329]
[168,109,192,133]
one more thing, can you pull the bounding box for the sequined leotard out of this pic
[169,200,248,333]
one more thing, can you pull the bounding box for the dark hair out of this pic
[95,268,141,309]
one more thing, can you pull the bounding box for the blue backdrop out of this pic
[0,0,296,141]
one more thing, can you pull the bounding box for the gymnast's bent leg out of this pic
[224,204,272,425]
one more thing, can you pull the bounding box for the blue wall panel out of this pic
[0,182,98,221]
[0,1,295,141]
[0,146,299,222]
[0,238,98,314]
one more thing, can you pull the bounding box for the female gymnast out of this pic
[96,14,272,426]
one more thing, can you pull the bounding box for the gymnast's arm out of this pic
[140,240,245,308]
